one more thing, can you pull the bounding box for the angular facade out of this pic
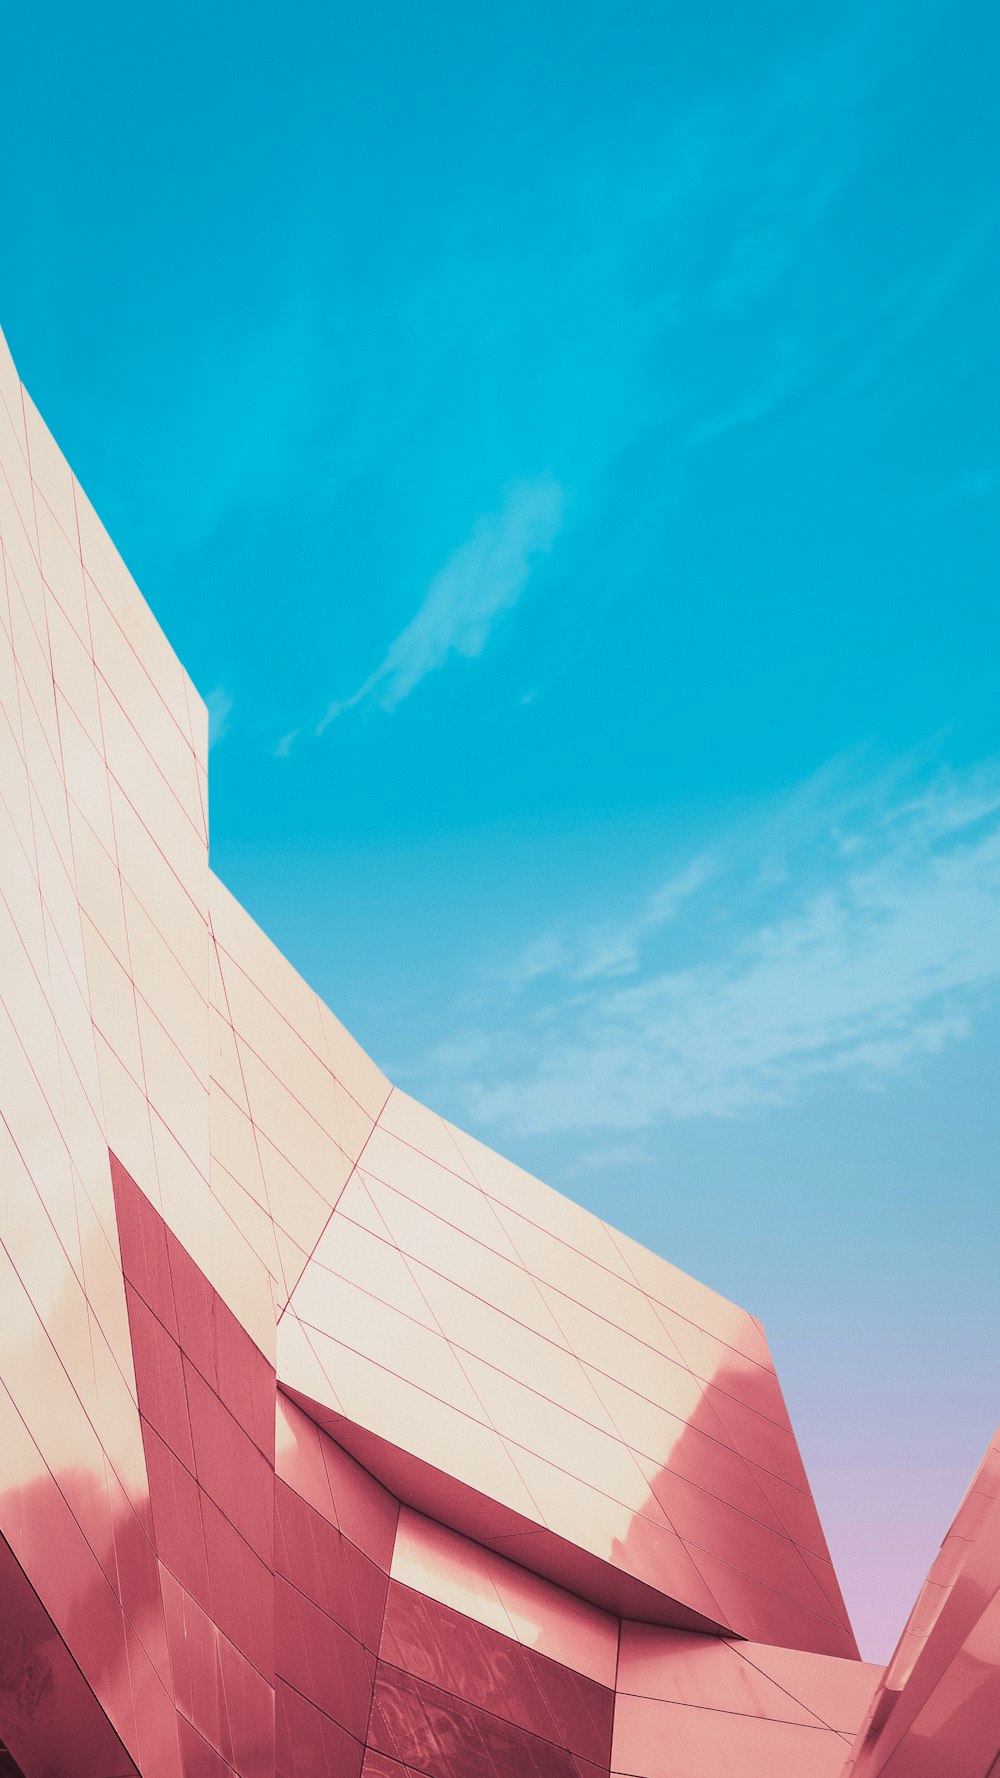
[0,320,994,1776]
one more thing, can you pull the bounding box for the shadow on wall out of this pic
[0,1476,140,1778]
[610,1351,859,1661]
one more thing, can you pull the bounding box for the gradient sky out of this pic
[3,0,998,1661]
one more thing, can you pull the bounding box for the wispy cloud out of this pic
[565,1142,653,1176]
[793,207,1000,437]
[206,685,234,748]
[503,857,713,990]
[421,760,1000,1135]
[316,476,564,731]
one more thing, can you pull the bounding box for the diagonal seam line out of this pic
[278,1080,395,1319]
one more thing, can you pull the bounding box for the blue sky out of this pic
[3,0,998,1658]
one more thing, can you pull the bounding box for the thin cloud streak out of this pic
[206,685,234,749]
[502,857,714,991]
[424,762,1000,1136]
[565,1143,653,1176]
[317,475,564,731]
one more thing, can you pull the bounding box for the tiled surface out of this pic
[613,1622,881,1777]
[391,1507,619,1686]
[208,874,388,1313]
[369,1581,615,1778]
[274,1393,395,1778]
[0,320,992,1778]
[0,1527,138,1776]
[279,1085,855,1654]
[114,1157,276,1778]
[0,323,184,1776]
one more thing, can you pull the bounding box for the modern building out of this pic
[0,322,995,1776]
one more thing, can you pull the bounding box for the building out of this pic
[0,322,995,1776]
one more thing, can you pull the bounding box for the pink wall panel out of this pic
[613,1695,853,1778]
[613,1620,879,1778]
[273,1396,396,1778]
[379,1583,614,1766]
[367,1664,608,1778]
[113,1154,276,1778]
[390,1507,619,1686]
[0,1530,138,1778]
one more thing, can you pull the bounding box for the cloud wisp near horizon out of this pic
[416,756,1000,1140]
[276,475,564,753]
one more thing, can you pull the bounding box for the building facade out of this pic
[0,323,995,1776]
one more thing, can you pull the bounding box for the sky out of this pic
[2,0,998,1661]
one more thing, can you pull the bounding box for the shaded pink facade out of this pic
[0,318,994,1776]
